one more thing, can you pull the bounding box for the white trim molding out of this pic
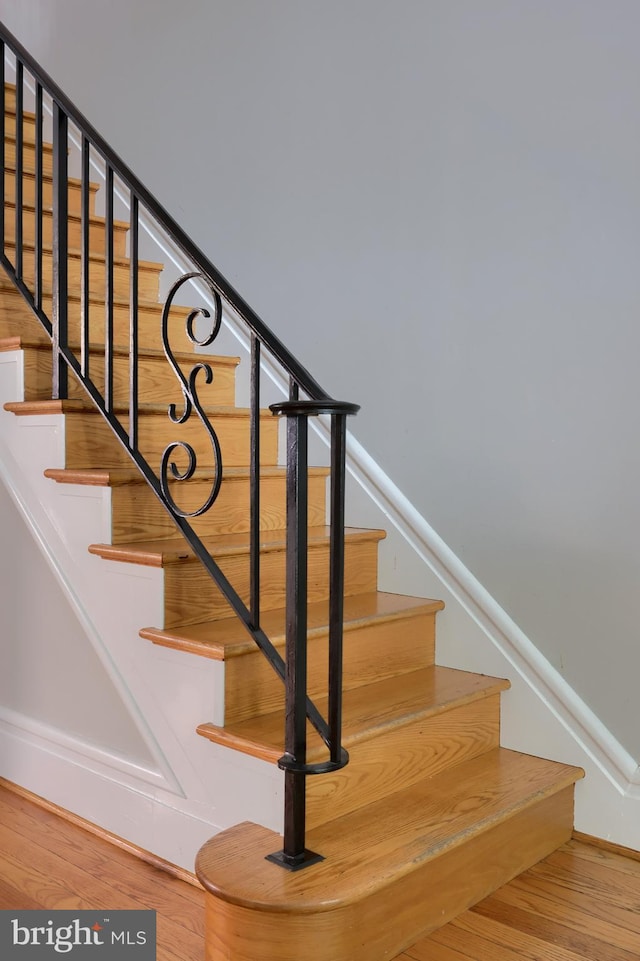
[0,708,222,868]
[0,705,167,791]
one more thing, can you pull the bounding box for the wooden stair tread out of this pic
[195,747,584,911]
[3,398,270,418]
[3,90,38,120]
[0,273,184,315]
[5,130,53,150]
[4,159,99,191]
[3,237,162,272]
[4,105,37,123]
[197,665,510,763]
[140,591,444,660]
[44,464,327,488]
[0,280,199,338]
[88,526,386,566]
[0,319,49,345]
[0,333,240,368]
[4,197,127,232]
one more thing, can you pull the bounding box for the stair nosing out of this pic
[44,464,327,488]
[3,399,276,418]
[0,277,189,313]
[3,237,162,271]
[4,159,98,188]
[0,334,241,367]
[139,592,444,661]
[88,526,386,567]
[4,196,129,229]
[196,665,510,762]
[4,132,53,151]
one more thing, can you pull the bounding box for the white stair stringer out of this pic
[0,347,283,870]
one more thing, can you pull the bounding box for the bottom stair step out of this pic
[195,748,584,961]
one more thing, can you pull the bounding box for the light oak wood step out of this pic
[4,106,37,139]
[195,748,584,961]
[141,592,443,724]
[2,84,57,118]
[5,133,54,175]
[4,164,99,216]
[3,239,162,301]
[3,399,279,472]
[197,664,506,762]
[0,283,49,344]
[2,90,72,152]
[4,116,37,143]
[4,104,43,137]
[198,665,510,827]
[0,335,238,407]
[44,463,326,544]
[5,199,129,257]
[88,526,385,628]
[4,84,38,116]
[0,275,194,350]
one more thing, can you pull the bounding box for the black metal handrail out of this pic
[0,21,357,870]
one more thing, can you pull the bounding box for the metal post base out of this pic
[265,848,324,872]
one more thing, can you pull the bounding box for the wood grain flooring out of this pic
[0,781,638,961]
[398,835,640,960]
[0,782,205,961]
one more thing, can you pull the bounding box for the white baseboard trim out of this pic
[0,705,166,791]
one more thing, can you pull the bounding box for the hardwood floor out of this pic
[0,780,639,961]
[0,782,205,961]
[398,834,640,961]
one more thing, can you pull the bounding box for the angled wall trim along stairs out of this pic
[348,437,640,795]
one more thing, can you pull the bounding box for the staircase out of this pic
[1,38,583,961]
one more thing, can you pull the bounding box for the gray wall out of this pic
[2,0,639,756]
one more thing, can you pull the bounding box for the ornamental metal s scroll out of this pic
[160,272,224,517]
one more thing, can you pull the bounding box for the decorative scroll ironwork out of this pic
[160,272,224,517]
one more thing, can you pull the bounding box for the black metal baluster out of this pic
[51,102,68,400]
[34,82,43,311]
[80,135,90,378]
[283,419,309,869]
[104,164,114,411]
[250,334,261,627]
[328,413,347,763]
[129,192,139,450]
[1,43,5,251]
[14,60,23,279]
[267,412,323,871]
[289,376,299,402]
